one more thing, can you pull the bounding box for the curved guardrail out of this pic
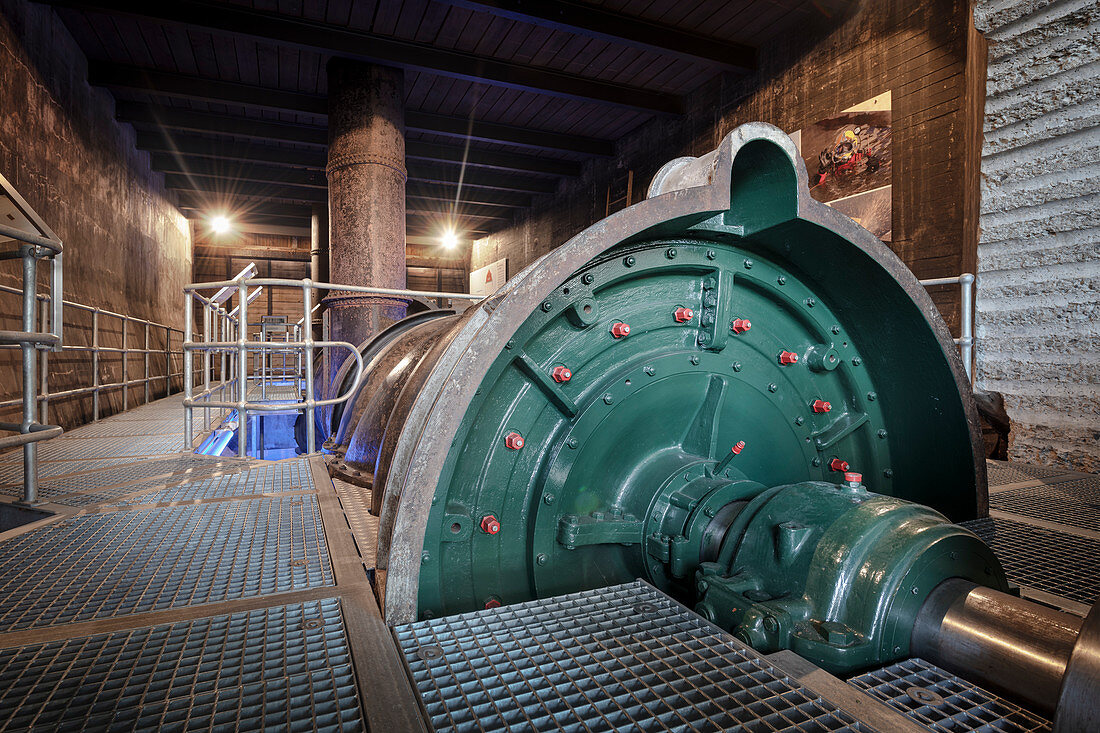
[182,274,480,457]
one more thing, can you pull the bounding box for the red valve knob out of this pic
[779,351,799,365]
[732,440,746,455]
[551,366,572,383]
[484,598,502,609]
[829,458,849,472]
[611,322,631,338]
[505,432,525,450]
[480,515,501,534]
[844,472,863,484]
[674,307,694,323]
[731,318,752,334]
[811,399,832,413]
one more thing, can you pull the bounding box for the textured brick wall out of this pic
[973,0,1100,471]
[471,0,983,341]
[0,0,192,430]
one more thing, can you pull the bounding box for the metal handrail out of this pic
[0,236,63,505]
[0,282,186,419]
[182,276,480,457]
[919,273,975,382]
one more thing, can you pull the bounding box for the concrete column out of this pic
[325,59,407,389]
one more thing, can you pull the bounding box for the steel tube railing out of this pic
[0,240,63,504]
[919,273,975,382]
[0,283,185,419]
[182,276,479,456]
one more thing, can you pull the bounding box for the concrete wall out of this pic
[973,0,1099,471]
[0,0,191,431]
[472,0,984,339]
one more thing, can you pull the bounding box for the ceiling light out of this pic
[211,215,232,234]
[441,229,458,249]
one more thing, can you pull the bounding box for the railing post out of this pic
[20,245,39,504]
[183,293,193,450]
[303,281,315,454]
[203,303,211,431]
[960,273,975,383]
[121,316,128,412]
[39,296,49,426]
[144,321,150,404]
[164,326,171,396]
[237,281,249,458]
[92,308,100,420]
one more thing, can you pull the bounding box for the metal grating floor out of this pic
[0,597,363,732]
[333,478,377,568]
[962,517,1100,605]
[849,658,1049,733]
[394,580,869,732]
[991,478,1100,532]
[109,460,313,506]
[0,454,239,504]
[986,460,1078,487]
[247,382,302,402]
[0,496,333,631]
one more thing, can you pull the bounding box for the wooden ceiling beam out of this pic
[153,153,554,194]
[113,94,609,156]
[51,0,682,114]
[135,129,581,177]
[437,0,756,71]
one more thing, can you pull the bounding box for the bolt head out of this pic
[480,515,501,535]
[778,350,799,365]
[504,432,525,450]
[730,318,752,334]
[551,366,572,383]
[674,307,694,323]
[829,458,850,472]
[611,322,631,338]
[811,399,832,413]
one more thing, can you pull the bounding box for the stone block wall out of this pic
[973,0,1099,471]
[0,0,192,431]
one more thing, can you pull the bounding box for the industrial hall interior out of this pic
[0,0,1097,730]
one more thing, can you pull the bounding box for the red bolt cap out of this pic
[779,351,799,365]
[504,432,525,450]
[674,307,694,323]
[551,366,572,383]
[731,440,746,455]
[811,399,832,413]
[480,515,501,534]
[611,322,631,338]
[484,598,501,609]
[731,318,752,334]
[829,458,850,472]
[844,472,863,484]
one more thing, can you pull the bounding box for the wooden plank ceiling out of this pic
[45,0,848,241]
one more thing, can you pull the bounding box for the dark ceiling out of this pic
[45,0,849,241]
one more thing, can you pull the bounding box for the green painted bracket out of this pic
[558,511,642,550]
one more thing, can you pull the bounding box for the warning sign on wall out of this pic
[470,258,507,297]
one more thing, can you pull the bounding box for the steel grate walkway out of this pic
[0,393,409,732]
[850,658,1050,733]
[395,580,870,732]
[0,598,362,732]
